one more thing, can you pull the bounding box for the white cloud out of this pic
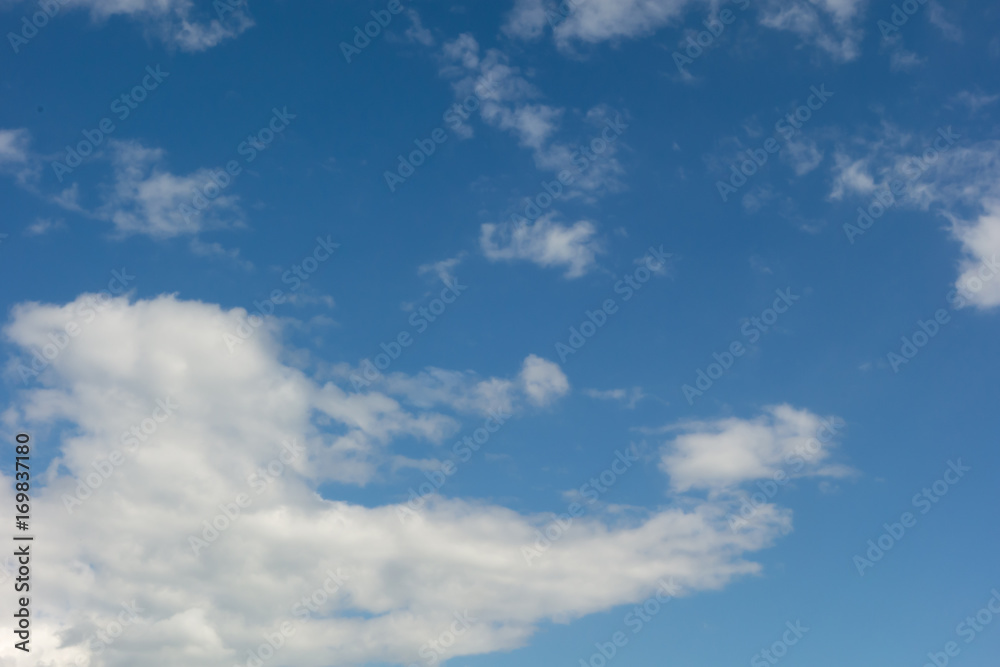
[889,46,925,71]
[783,137,824,176]
[912,141,1000,211]
[439,35,624,192]
[441,32,481,71]
[584,387,645,408]
[441,36,555,147]
[533,105,627,193]
[828,153,875,200]
[24,217,66,236]
[418,253,466,284]
[756,0,865,62]
[60,0,253,51]
[518,354,569,406]
[189,238,253,270]
[0,294,796,666]
[927,1,962,42]
[659,405,852,492]
[404,8,435,45]
[952,90,999,114]
[489,103,563,151]
[502,0,549,40]
[511,0,691,45]
[368,355,570,417]
[880,32,925,71]
[825,122,934,204]
[503,0,868,61]
[952,202,1000,309]
[0,128,30,166]
[0,127,40,187]
[93,140,244,239]
[827,127,1000,307]
[480,213,602,278]
[0,131,244,241]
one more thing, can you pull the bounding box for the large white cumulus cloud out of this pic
[0,294,793,667]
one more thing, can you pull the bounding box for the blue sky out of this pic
[1,0,999,666]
